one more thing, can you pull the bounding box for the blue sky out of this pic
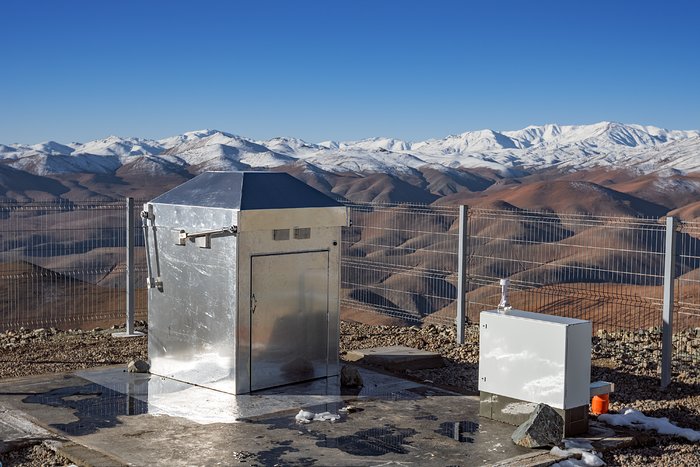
[1,0,699,144]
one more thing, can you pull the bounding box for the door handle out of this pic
[251,293,257,314]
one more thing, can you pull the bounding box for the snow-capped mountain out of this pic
[1,122,698,177]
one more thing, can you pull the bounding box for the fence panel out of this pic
[341,202,459,325]
[0,200,147,331]
[465,208,666,330]
[675,220,700,371]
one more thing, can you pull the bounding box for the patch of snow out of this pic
[317,140,339,149]
[599,407,700,442]
[314,411,341,421]
[551,446,605,466]
[295,409,340,424]
[30,141,74,156]
[563,439,594,450]
[295,409,315,424]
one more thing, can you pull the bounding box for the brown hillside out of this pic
[0,261,145,331]
[441,180,670,217]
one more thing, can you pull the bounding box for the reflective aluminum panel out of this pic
[147,203,239,393]
[250,251,329,391]
[146,173,345,395]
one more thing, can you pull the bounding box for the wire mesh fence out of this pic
[0,198,697,374]
[341,202,459,325]
[341,202,700,375]
[464,208,666,334]
[0,200,147,331]
[675,219,700,370]
[341,203,670,336]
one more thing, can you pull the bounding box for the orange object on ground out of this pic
[591,394,609,415]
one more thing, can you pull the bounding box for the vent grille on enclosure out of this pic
[273,229,290,240]
[294,227,311,239]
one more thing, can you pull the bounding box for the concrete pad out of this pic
[492,450,579,467]
[573,420,639,452]
[346,345,445,370]
[111,331,145,338]
[490,420,648,466]
[0,406,56,453]
[46,440,127,467]
[0,365,533,466]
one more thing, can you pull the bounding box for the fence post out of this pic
[456,205,469,344]
[113,197,143,338]
[661,216,677,389]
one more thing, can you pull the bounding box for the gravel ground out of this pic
[0,444,72,467]
[0,324,148,379]
[0,321,698,466]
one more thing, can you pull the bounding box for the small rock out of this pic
[340,364,363,387]
[339,405,359,413]
[511,403,564,448]
[127,359,150,373]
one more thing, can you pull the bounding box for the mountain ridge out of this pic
[3,122,699,177]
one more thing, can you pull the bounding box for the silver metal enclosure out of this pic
[144,171,347,394]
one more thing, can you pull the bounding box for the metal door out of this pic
[250,251,329,391]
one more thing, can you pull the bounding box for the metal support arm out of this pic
[176,225,238,248]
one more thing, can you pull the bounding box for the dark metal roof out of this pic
[151,171,342,210]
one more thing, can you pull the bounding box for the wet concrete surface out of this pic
[0,366,531,466]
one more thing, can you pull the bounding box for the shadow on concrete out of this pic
[316,425,418,456]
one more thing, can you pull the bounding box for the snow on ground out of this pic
[550,407,700,466]
[295,409,341,424]
[598,408,700,442]
[550,439,605,467]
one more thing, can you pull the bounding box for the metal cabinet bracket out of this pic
[175,225,238,248]
[142,204,161,289]
[141,205,155,221]
[147,276,163,291]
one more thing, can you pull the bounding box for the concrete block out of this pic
[480,392,589,437]
[345,346,445,371]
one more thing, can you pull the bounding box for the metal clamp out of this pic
[141,205,155,221]
[147,276,163,291]
[176,225,238,248]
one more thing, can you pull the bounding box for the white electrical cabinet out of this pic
[478,309,591,410]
